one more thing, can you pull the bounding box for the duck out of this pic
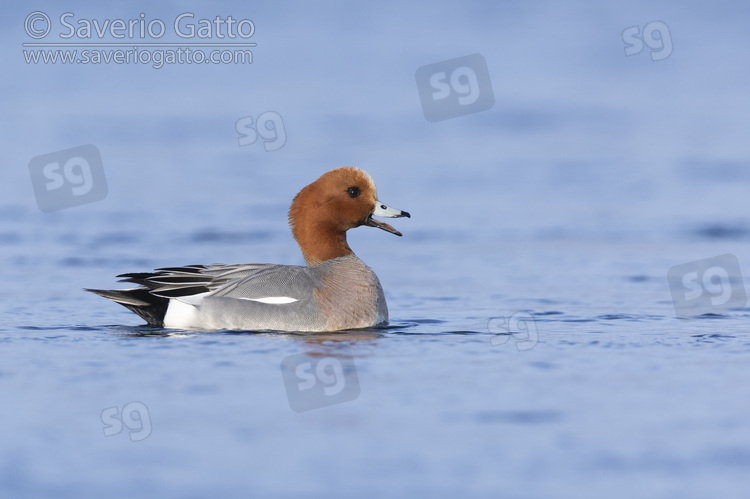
[86,166,410,332]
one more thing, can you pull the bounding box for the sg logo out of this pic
[622,20,673,61]
[236,111,287,152]
[280,349,360,412]
[415,53,495,122]
[28,144,108,212]
[100,401,152,442]
[668,254,747,319]
[488,311,539,351]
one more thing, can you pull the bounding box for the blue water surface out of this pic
[2,1,750,498]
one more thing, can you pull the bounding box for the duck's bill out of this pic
[367,200,411,236]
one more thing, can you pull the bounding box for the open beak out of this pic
[366,200,411,236]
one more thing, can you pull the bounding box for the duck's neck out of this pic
[292,221,355,266]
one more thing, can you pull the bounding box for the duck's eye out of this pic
[347,186,360,198]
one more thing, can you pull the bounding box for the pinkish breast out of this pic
[313,255,388,330]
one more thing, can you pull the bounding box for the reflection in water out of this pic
[287,328,383,353]
[107,324,385,349]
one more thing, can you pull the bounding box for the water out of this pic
[3,1,750,497]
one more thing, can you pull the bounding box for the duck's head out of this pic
[288,166,410,265]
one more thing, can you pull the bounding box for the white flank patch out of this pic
[163,298,200,328]
[239,296,299,304]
